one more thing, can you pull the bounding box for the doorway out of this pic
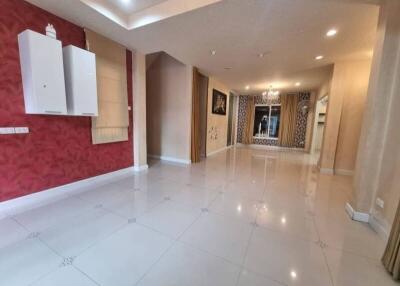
[198,73,209,158]
[311,95,328,164]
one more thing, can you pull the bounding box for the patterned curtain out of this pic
[242,96,255,144]
[278,94,299,147]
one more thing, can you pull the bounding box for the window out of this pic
[253,104,281,139]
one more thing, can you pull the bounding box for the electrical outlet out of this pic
[14,127,29,134]
[376,197,385,209]
[0,127,15,135]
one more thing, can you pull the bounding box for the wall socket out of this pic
[376,197,385,209]
[14,127,29,134]
[0,127,29,135]
[0,127,15,135]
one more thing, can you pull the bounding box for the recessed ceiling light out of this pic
[210,50,216,56]
[326,29,338,37]
[295,82,301,87]
[315,55,324,60]
[290,271,297,279]
[258,51,271,58]
[245,85,250,90]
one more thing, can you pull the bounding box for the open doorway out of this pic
[198,73,209,158]
[311,95,328,164]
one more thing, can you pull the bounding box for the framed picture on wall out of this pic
[212,89,227,115]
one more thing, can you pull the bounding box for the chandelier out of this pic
[262,85,280,101]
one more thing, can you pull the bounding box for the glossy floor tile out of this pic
[31,265,97,286]
[137,242,241,286]
[0,147,396,286]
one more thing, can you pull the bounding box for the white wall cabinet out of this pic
[63,46,98,116]
[18,30,67,115]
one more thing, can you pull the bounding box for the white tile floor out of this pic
[0,147,396,286]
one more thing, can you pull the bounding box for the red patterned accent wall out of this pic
[0,0,134,202]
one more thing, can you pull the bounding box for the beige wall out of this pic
[351,0,400,237]
[146,53,192,162]
[319,60,372,174]
[335,60,372,172]
[206,77,231,155]
[133,51,148,170]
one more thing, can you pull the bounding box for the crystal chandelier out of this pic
[262,85,280,101]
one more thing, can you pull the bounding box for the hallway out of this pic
[0,147,393,286]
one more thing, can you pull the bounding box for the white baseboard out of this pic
[235,143,304,152]
[345,202,370,223]
[320,168,334,175]
[133,164,148,172]
[335,169,354,176]
[0,167,135,217]
[148,154,191,165]
[369,214,390,241]
[207,145,232,157]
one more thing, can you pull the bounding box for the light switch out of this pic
[15,127,30,134]
[0,127,15,135]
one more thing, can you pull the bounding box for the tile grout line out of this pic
[312,216,335,286]
[132,206,204,286]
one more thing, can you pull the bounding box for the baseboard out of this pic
[335,169,354,176]
[320,168,334,175]
[207,145,232,157]
[345,202,370,223]
[236,143,304,152]
[369,214,390,241]
[133,164,148,172]
[0,167,135,217]
[148,154,191,165]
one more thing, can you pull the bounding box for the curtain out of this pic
[382,200,400,280]
[279,94,299,147]
[191,67,201,163]
[85,29,129,144]
[242,96,255,144]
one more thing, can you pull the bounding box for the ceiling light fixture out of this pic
[326,29,338,37]
[295,82,301,87]
[263,85,280,101]
[290,271,297,279]
[315,55,324,60]
[245,85,250,90]
[210,50,216,56]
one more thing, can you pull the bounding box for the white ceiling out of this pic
[105,0,168,14]
[27,0,380,94]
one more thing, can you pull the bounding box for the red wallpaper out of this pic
[0,0,134,202]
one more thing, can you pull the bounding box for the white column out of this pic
[132,51,148,171]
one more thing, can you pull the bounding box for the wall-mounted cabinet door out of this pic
[63,45,98,116]
[18,30,67,115]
